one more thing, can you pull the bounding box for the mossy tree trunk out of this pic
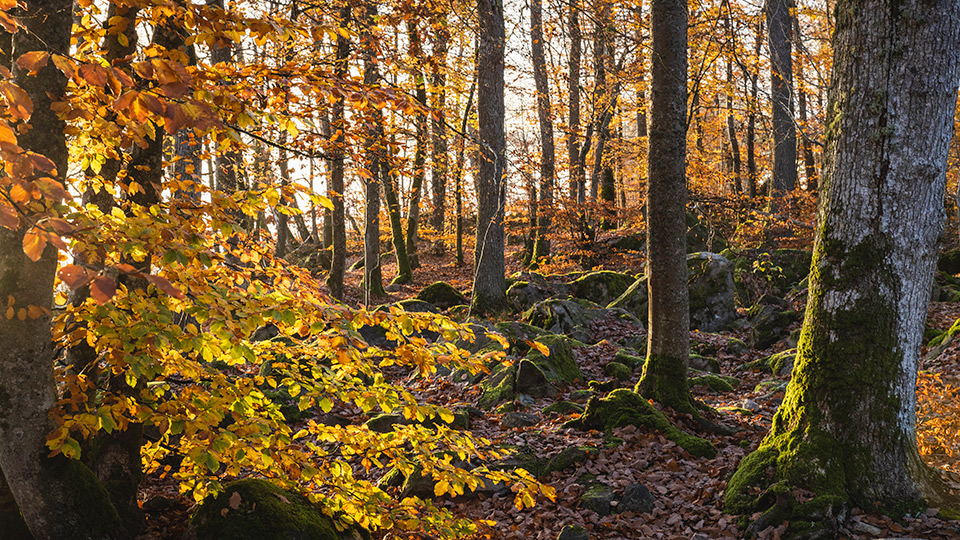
[472,0,507,313]
[636,0,693,414]
[0,2,125,538]
[726,0,960,533]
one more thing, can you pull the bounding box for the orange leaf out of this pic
[51,55,75,79]
[22,227,45,261]
[0,202,18,229]
[78,64,108,87]
[162,102,187,134]
[90,276,116,305]
[132,61,154,80]
[0,11,17,34]
[15,51,49,73]
[112,89,138,112]
[0,0,16,10]
[1,81,32,121]
[0,118,17,145]
[114,263,137,273]
[25,152,56,173]
[58,264,93,289]
[144,274,185,300]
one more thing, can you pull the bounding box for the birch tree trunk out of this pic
[726,0,960,534]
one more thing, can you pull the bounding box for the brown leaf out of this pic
[15,51,49,73]
[1,81,32,121]
[228,491,242,510]
[58,265,93,289]
[78,63,108,88]
[144,274,185,299]
[90,276,117,305]
[0,202,18,229]
[22,227,45,261]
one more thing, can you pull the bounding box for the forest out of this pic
[2,0,960,539]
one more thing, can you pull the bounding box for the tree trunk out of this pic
[406,21,427,270]
[567,0,584,203]
[726,0,960,534]
[454,81,475,267]
[328,5,350,301]
[382,139,413,285]
[530,0,554,262]
[745,19,762,199]
[796,57,818,191]
[766,0,797,198]
[430,25,449,240]
[0,2,125,538]
[473,0,507,313]
[636,0,693,414]
[360,4,385,301]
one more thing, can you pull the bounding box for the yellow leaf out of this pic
[528,340,550,356]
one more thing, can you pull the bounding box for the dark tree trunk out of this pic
[726,0,960,534]
[636,0,693,414]
[567,0,584,203]
[328,5,350,301]
[406,21,427,270]
[766,0,797,198]
[454,81,476,267]
[530,0,554,262]
[745,19,763,199]
[430,25,449,239]
[0,2,126,538]
[796,58,818,191]
[473,0,507,313]
[360,3,385,300]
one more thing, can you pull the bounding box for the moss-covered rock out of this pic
[478,364,517,409]
[506,281,555,313]
[604,362,633,381]
[567,389,716,458]
[415,281,467,309]
[748,303,801,350]
[614,348,645,369]
[580,483,616,516]
[606,276,648,322]
[689,374,736,392]
[687,252,737,331]
[542,446,597,476]
[391,299,440,314]
[493,321,549,355]
[542,401,585,416]
[938,248,960,274]
[523,298,606,343]
[688,353,720,374]
[514,334,583,396]
[568,271,638,307]
[186,479,367,540]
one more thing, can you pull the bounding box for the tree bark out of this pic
[745,19,763,199]
[726,0,960,533]
[360,3,385,301]
[328,5,350,301]
[406,21,427,271]
[766,0,797,198]
[567,0,584,203]
[636,0,693,414]
[530,0,554,262]
[430,24,449,240]
[0,2,126,538]
[473,0,507,313]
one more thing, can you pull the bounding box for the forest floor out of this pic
[134,229,960,540]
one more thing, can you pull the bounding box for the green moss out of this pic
[689,374,735,392]
[937,506,960,520]
[542,446,597,476]
[572,389,715,458]
[189,479,354,540]
[478,365,516,409]
[415,281,467,309]
[522,333,583,384]
[568,271,637,306]
[604,362,632,381]
[542,401,584,416]
[635,354,695,415]
[614,349,645,369]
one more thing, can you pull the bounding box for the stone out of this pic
[603,361,633,381]
[500,412,539,429]
[687,252,737,331]
[580,484,616,516]
[542,401,584,416]
[557,525,590,540]
[748,303,801,349]
[542,446,597,476]
[688,354,720,373]
[415,281,467,309]
[618,483,655,514]
[606,276,648,322]
[184,479,368,540]
[364,413,405,433]
[523,298,605,343]
[939,248,960,274]
[506,280,555,312]
[568,271,639,307]
[520,334,584,384]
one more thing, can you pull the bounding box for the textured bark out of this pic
[636,0,691,413]
[0,2,125,538]
[724,6,742,194]
[726,0,960,531]
[766,0,797,197]
[745,19,763,199]
[381,142,413,285]
[530,0,554,261]
[430,25,449,238]
[567,0,584,203]
[453,81,475,267]
[360,4,385,300]
[796,58,818,191]
[406,21,427,271]
[328,5,350,301]
[473,0,507,313]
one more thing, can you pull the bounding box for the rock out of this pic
[688,374,736,392]
[512,334,583,398]
[606,275,648,322]
[614,348,645,369]
[556,525,590,540]
[506,281,555,312]
[185,479,368,540]
[542,401,584,416]
[478,364,516,409]
[493,321,549,355]
[688,354,720,373]
[364,413,405,433]
[754,380,788,396]
[501,412,538,429]
[618,483,655,514]
[542,446,597,476]
[580,484,616,516]
[686,211,728,253]
[748,303,801,349]
[767,349,797,376]
[687,252,737,332]
[392,299,440,313]
[850,519,883,536]
[608,232,645,252]
[568,389,593,402]
[603,361,632,381]
[739,399,761,412]
[568,271,639,307]
[523,298,605,343]
[939,248,960,274]
[415,281,467,309]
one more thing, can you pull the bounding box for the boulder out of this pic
[581,484,616,516]
[603,361,633,381]
[542,400,585,416]
[748,302,801,349]
[557,525,590,540]
[506,280,555,312]
[686,211,728,253]
[568,271,639,307]
[687,252,737,332]
[415,281,467,309]
[618,483,655,514]
[185,479,367,540]
[939,249,960,275]
[542,446,597,476]
[606,276,649,322]
[501,412,539,429]
[523,298,606,343]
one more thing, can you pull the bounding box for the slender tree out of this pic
[360,2,386,300]
[530,0,554,262]
[430,22,450,240]
[767,0,797,198]
[328,5,350,301]
[567,0,584,203]
[726,0,960,535]
[473,0,507,313]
